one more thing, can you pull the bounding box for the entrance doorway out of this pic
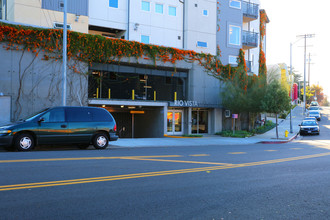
[192,110,208,134]
[167,110,183,135]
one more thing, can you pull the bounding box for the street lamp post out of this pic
[62,0,67,106]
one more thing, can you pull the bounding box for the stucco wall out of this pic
[0,43,88,121]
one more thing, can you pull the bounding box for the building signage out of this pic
[174,100,198,107]
[232,114,238,119]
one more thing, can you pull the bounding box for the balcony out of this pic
[242,1,259,22]
[242,30,258,49]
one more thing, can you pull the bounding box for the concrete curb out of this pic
[259,132,299,144]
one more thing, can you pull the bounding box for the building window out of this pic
[141,35,150,44]
[155,3,163,14]
[229,25,241,46]
[142,1,150,11]
[197,41,208,48]
[203,9,208,16]
[229,56,238,65]
[109,0,118,8]
[169,6,176,16]
[229,0,241,9]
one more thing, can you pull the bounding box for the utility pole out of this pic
[62,0,67,106]
[297,34,315,114]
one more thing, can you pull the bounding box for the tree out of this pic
[261,81,291,139]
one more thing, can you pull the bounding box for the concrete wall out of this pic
[0,96,11,125]
[0,43,88,121]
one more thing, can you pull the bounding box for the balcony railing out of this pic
[242,1,259,20]
[242,30,258,48]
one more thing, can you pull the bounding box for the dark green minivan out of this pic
[0,106,118,151]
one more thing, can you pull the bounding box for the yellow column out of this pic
[108,89,111,99]
[174,92,177,101]
[154,91,156,101]
[96,88,99,99]
[132,89,135,100]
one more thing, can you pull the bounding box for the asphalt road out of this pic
[1,107,330,220]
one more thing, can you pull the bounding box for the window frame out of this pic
[197,41,208,48]
[141,35,150,44]
[229,0,241,9]
[141,1,150,12]
[202,9,208,16]
[155,3,164,14]
[228,55,238,65]
[109,0,119,8]
[168,6,177,16]
[228,25,241,46]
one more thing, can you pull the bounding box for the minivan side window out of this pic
[42,108,65,122]
[67,108,92,122]
[92,108,113,122]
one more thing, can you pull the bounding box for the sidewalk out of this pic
[110,105,305,148]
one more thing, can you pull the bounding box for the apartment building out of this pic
[1,0,89,33]
[218,0,263,75]
[0,0,269,137]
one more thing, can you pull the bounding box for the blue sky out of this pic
[261,0,329,97]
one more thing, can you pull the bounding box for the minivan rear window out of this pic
[92,108,113,122]
[67,108,93,122]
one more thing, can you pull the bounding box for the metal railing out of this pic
[242,1,259,19]
[242,30,258,48]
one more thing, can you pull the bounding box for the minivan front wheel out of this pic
[15,133,35,151]
[93,133,109,149]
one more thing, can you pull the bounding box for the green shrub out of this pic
[215,130,253,138]
[253,120,276,134]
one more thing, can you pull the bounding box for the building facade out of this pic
[0,0,269,138]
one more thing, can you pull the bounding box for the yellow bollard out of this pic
[285,130,289,138]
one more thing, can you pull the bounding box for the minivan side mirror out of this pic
[38,117,45,123]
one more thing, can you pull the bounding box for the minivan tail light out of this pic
[114,124,117,132]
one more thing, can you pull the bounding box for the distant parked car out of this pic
[0,106,118,151]
[308,106,320,111]
[310,101,319,107]
[299,120,320,135]
[308,110,321,121]
[303,117,317,122]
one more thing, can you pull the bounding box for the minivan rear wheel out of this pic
[93,133,109,149]
[15,133,35,151]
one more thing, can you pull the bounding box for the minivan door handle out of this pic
[61,124,67,128]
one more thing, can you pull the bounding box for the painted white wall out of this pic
[185,0,217,55]
[88,0,217,53]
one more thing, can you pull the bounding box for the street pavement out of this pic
[111,105,306,148]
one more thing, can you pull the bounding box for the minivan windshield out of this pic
[24,108,49,122]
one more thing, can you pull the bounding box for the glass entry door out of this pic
[167,110,183,135]
[192,110,208,134]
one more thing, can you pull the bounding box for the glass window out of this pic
[109,0,118,8]
[142,1,150,11]
[229,56,238,64]
[229,0,241,9]
[67,108,92,122]
[155,4,163,14]
[92,109,113,122]
[197,41,207,48]
[169,6,176,16]
[229,25,241,46]
[141,35,150,44]
[203,9,208,16]
[42,108,65,123]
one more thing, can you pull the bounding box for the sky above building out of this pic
[260,0,329,97]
